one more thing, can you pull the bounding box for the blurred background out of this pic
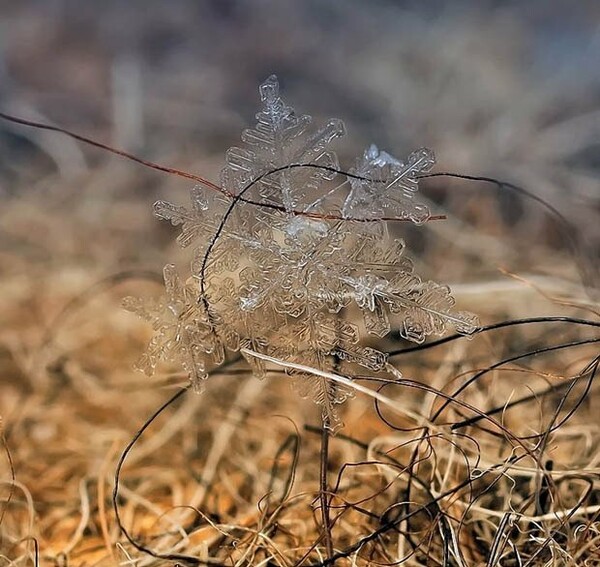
[0,0,600,296]
[1,0,599,285]
[1,3,599,564]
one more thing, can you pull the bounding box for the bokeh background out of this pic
[1,2,600,565]
[1,0,599,279]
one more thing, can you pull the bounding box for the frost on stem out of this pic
[126,75,478,432]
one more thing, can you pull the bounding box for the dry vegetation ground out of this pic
[1,2,599,565]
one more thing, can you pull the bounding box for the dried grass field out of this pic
[1,2,599,565]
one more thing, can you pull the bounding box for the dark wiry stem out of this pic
[319,416,334,561]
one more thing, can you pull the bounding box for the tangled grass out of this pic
[0,147,599,565]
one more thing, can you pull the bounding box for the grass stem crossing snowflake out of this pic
[125,75,478,431]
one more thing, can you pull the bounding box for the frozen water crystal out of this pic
[126,75,478,432]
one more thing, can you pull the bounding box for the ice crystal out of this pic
[221,74,345,211]
[123,264,225,393]
[126,75,478,432]
[343,144,434,224]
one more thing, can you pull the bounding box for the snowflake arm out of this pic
[343,144,433,223]
[124,264,224,393]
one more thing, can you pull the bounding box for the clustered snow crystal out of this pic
[125,75,478,431]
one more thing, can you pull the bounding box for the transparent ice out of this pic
[126,75,478,431]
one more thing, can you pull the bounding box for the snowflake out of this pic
[123,264,227,393]
[126,75,478,432]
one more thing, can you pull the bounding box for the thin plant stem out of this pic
[319,416,334,561]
